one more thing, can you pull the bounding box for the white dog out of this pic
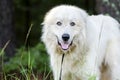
[41,5,120,80]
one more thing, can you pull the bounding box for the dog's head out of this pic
[42,5,88,54]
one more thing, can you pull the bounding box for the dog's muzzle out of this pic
[58,33,73,50]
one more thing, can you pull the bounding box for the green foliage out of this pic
[88,75,96,80]
[3,43,50,76]
[0,49,5,56]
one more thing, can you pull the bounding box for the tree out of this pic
[96,0,120,22]
[0,0,16,57]
[0,0,16,78]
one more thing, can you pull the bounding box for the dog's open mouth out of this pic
[58,41,72,50]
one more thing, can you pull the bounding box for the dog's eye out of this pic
[70,22,75,26]
[56,21,62,26]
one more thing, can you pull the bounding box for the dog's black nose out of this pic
[62,33,70,41]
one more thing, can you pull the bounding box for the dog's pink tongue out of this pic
[61,43,69,50]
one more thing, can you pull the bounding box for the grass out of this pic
[0,23,53,80]
[0,43,53,80]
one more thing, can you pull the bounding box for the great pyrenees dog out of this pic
[41,5,120,80]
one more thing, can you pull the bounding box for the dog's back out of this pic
[86,15,120,80]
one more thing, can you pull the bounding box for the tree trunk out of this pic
[0,0,16,78]
[0,0,16,57]
[96,0,120,22]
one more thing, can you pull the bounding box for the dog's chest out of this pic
[61,55,85,80]
[51,53,87,80]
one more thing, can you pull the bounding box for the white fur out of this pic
[41,5,120,80]
[86,15,120,80]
